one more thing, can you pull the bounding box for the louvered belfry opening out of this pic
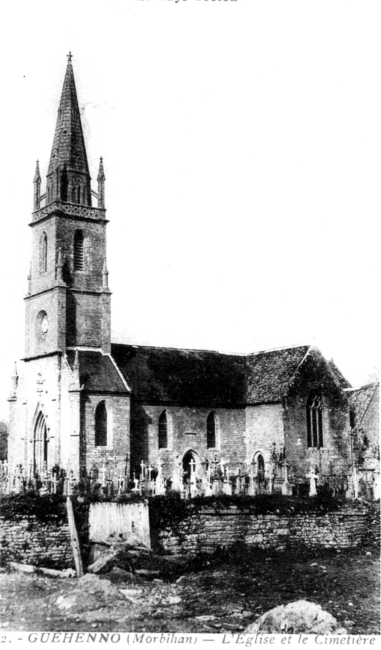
[74,230,84,271]
[40,232,47,273]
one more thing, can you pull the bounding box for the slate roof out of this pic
[246,345,310,403]
[111,343,315,406]
[327,359,352,389]
[66,350,128,394]
[346,382,379,425]
[111,344,247,406]
[48,58,90,177]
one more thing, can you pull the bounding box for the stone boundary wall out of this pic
[363,502,380,548]
[0,516,73,569]
[154,506,371,556]
[1,502,378,568]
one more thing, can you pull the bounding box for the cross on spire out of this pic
[67,52,73,63]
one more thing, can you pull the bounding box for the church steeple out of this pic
[26,55,111,360]
[46,53,91,206]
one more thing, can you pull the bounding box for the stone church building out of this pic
[8,57,360,491]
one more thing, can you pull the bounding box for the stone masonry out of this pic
[153,505,369,556]
[0,516,73,569]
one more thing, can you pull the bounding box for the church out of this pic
[8,56,365,494]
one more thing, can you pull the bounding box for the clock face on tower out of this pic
[41,315,49,334]
[36,310,49,340]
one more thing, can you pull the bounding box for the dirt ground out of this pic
[0,546,379,635]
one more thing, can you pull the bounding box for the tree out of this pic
[0,421,9,461]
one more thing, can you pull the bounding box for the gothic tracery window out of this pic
[158,411,168,449]
[95,401,107,446]
[306,392,323,448]
[207,412,216,448]
[74,230,84,271]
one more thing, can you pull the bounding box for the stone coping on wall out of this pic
[183,505,369,517]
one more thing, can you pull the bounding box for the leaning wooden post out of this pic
[66,496,83,578]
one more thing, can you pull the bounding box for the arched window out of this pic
[39,232,47,273]
[306,392,323,448]
[207,412,216,448]
[74,230,84,271]
[158,411,168,449]
[95,401,107,446]
[257,454,265,482]
[34,412,48,474]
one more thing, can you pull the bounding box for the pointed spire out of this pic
[34,160,41,182]
[97,157,106,208]
[97,157,105,182]
[33,160,41,209]
[46,54,91,205]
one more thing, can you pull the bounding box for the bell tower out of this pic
[25,53,111,360]
[8,54,130,480]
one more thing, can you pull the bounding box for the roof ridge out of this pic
[112,342,246,356]
[345,380,379,392]
[247,343,310,357]
[112,342,310,358]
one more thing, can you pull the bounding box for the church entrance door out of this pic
[182,450,199,498]
[33,412,48,475]
[182,450,198,484]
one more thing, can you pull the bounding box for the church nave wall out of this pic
[129,402,246,477]
[80,393,130,479]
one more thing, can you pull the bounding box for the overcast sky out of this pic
[0,0,379,421]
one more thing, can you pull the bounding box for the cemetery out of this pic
[0,53,379,636]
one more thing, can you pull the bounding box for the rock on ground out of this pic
[244,600,347,634]
[54,573,126,612]
[105,567,137,584]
